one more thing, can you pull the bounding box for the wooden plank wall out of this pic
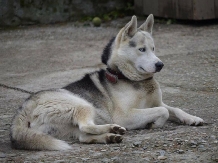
[135,0,218,20]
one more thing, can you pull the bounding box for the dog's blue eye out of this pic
[139,48,146,52]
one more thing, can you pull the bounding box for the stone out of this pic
[54,160,65,163]
[159,150,166,156]
[143,146,148,150]
[133,141,142,147]
[178,149,185,154]
[158,156,167,160]
[190,140,197,145]
[0,153,6,158]
[8,154,16,157]
[102,158,110,163]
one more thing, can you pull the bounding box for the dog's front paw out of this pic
[110,124,126,135]
[179,114,204,126]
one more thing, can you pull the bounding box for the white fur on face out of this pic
[117,31,162,77]
[134,31,162,74]
[109,15,163,81]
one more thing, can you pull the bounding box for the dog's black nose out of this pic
[155,62,164,72]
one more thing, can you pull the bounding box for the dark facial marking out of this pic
[129,41,136,47]
[101,37,115,65]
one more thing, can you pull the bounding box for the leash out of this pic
[0,83,34,94]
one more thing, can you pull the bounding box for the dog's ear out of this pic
[138,14,154,34]
[122,15,137,39]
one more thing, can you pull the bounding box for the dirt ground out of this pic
[0,17,217,162]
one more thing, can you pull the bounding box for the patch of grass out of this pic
[80,1,134,23]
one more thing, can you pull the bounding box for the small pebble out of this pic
[178,149,184,154]
[0,153,6,158]
[81,158,90,161]
[190,140,197,145]
[113,147,120,150]
[167,138,173,141]
[198,148,206,152]
[143,146,148,150]
[102,158,110,163]
[210,135,216,139]
[54,160,65,163]
[111,157,119,161]
[201,140,207,143]
[8,154,16,157]
[158,156,167,160]
[133,141,141,147]
[159,150,166,156]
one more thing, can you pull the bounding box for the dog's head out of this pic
[102,15,164,81]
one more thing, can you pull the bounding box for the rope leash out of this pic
[0,83,34,94]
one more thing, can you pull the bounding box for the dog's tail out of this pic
[10,100,72,151]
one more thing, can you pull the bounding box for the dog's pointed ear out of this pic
[138,14,154,34]
[123,15,137,38]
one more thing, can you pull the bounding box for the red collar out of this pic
[105,68,127,84]
[105,68,153,84]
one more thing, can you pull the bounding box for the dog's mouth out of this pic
[139,66,146,72]
[138,66,157,74]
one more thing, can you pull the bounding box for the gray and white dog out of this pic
[10,15,204,151]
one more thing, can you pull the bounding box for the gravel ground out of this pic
[0,17,217,162]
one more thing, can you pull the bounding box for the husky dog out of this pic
[10,15,204,151]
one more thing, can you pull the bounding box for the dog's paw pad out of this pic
[114,135,123,143]
[110,125,126,135]
[106,134,123,143]
[190,121,204,126]
[190,122,196,126]
[197,122,204,126]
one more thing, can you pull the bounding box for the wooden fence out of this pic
[135,0,218,20]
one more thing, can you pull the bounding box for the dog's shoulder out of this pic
[63,69,106,92]
[63,69,108,107]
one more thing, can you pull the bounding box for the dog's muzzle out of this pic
[155,61,164,72]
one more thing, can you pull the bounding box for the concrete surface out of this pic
[0,18,218,162]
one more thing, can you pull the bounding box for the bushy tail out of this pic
[10,102,72,151]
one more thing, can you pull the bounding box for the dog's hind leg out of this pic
[79,133,123,144]
[76,105,126,135]
[72,126,123,144]
[79,132,123,144]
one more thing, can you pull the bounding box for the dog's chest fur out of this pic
[108,78,161,112]
[63,70,161,124]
